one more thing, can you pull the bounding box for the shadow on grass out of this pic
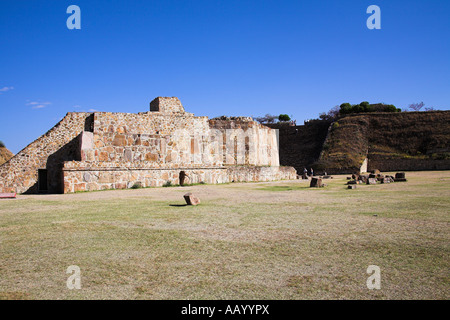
[169,204,188,207]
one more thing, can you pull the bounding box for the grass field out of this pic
[0,171,449,300]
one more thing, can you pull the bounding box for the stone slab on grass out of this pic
[184,193,201,206]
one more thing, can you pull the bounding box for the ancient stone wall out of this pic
[150,96,185,113]
[272,110,450,174]
[88,111,212,165]
[0,97,293,194]
[63,161,228,193]
[316,111,450,173]
[368,158,450,172]
[63,161,295,193]
[85,113,279,168]
[210,119,280,166]
[226,165,296,182]
[266,121,330,173]
[0,112,91,193]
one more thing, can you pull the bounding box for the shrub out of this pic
[254,114,278,124]
[131,182,142,189]
[163,181,172,187]
[0,140,4,148]
[278,114,291,122]
[383,104,399,112]
[339,103,352,115]
[360,101,370,108]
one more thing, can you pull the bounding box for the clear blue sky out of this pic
[1,0,449,153]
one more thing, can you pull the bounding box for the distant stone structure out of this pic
[0,97,295,194]
[269,110,450,174]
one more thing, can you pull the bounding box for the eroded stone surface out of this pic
[310,177,324,188]
[184,193,201,206]
[0,97,296,194]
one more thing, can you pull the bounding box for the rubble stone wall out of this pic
[86,113,279,167]
[226,165,297,182]
[368,158,450,172]
[63,163,228,193]
[0,112,90,193]
[0,97,293,194]
[150,96,185,113]
[63,161,295,193]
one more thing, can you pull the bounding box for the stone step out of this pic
[0,193,16,198]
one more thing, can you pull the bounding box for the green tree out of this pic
[339,103,352,115]
[360,101,372,112]
[278,114,291,122]
[384,104,400,112]
[0,140,5,148]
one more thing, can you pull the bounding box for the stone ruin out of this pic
[346,170,405,186]
[0,97,296,194]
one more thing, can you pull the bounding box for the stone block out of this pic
[184,192,200,206]
[98,172,114,183]
[83,172,91,182]
[124,149,133,162]
[348,185,356,189]
[381,177,393,184]
[310,177,324,188]
[115,182,127,189]
[74,183,86,192]
[113,134,127,146]
[360,175,368,183]
[145,153,158,162]
[367,178,377,185]
[150,97,185,113]
[395,172,407,182]
[99,151,109,162]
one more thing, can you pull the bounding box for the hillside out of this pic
[265,111,450,174]
[313,111,450,173]
[0,146,14,165]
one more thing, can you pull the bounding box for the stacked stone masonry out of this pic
[0,97,295,194]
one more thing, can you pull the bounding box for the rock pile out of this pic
[347,171,405,186]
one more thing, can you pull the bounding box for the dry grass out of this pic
[0,171,449,300]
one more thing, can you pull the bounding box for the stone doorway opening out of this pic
[38,169,48,192]
[179,171,187,186]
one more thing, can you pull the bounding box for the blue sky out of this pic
[1,0,449,153]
